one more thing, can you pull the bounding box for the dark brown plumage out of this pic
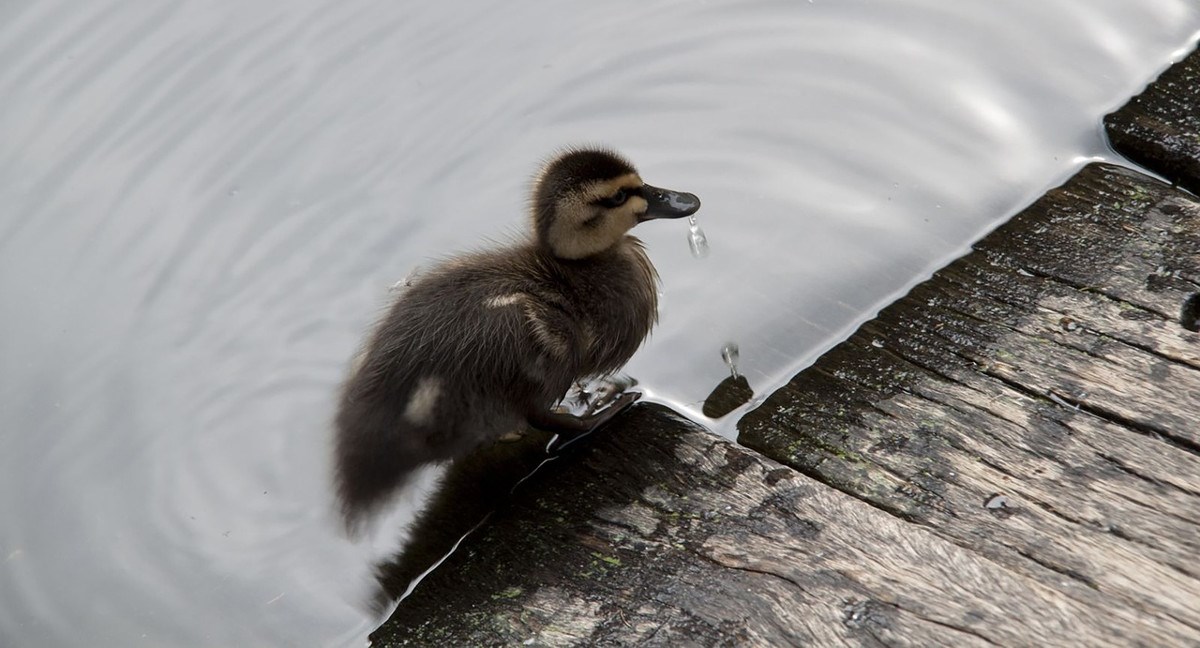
[334,148,700,526]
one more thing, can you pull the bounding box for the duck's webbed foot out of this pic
[527,391,640,442]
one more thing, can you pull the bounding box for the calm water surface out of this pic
[2,0,1198,645]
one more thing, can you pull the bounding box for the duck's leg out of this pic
[527,391,640,436]
[582,374,638,415]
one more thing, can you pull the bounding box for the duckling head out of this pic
[531,148,701,260]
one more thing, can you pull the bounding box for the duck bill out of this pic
[638,184,701,222]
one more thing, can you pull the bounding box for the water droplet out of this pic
[721,342,740,378]
[687,215,710,259]
[983,493,1014,518]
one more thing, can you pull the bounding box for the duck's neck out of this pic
[542,236,660,376]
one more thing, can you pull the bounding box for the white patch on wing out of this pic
[485,293,527,308]
[403,376,442,425]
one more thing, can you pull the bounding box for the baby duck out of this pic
[334,148,701,525]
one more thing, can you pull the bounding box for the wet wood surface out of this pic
[1105,46,1200,194]
[738,162,1200,643]
[372,48,1200,646]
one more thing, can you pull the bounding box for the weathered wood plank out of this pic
[739,163,1200,637]
[1105,45,1200,194]
[372,405,1193,647]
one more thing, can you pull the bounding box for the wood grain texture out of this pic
[739,163,1200,640]
[375,405,1194,647]
[1105,45,1200,194]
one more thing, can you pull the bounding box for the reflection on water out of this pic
[1,0,1198,645]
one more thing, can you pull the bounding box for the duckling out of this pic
[334,148,701,526]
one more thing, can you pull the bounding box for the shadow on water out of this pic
[368,410,630,612]
[370,367,752,618]
[368,428,555,610]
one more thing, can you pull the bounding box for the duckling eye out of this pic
[597,188,628,208]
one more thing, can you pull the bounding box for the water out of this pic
[721,342,740,379]
[687,215,710,259]
[2,0,1198,645]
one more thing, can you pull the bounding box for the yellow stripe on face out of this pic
[581,173,642,202]
[545,172,647,259]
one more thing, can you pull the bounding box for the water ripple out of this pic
[2,0,1198,645]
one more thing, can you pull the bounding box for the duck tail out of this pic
[333,399,421,533]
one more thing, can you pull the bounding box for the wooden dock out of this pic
[370,48,1200,647]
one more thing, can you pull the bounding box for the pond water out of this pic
[2,0,1198,645]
